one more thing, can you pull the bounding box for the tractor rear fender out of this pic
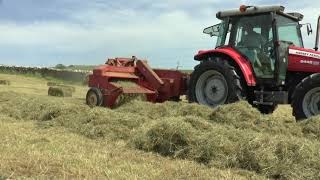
[194,48,256,86]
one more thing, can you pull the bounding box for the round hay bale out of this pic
[48,86,72,97]
[0,80,10,85]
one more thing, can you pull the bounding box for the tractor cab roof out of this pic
[216,5,303,21]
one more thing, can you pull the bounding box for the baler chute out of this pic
[86,56,189,108]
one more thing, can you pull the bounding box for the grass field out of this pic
[0,73,320,179]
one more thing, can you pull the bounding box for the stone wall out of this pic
[0,65,91,82]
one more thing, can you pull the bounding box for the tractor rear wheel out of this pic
[291,73,320,120]
[188,58,243,107]
[86,88,103,107]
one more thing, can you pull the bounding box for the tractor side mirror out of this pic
[203,26,214,37]
[307,23,313,36]
[203,24,220,37]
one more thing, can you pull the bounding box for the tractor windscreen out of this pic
[276,15,303,47]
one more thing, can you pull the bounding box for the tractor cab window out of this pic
[215,20,231,47]
[230,14,275,79]
[276,15,303,47]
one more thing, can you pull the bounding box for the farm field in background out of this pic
[1,73,320,179]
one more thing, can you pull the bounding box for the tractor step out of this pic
[254,90,288,105]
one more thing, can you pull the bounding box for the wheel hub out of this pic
[87,92,98,106]
[195,70,228,107]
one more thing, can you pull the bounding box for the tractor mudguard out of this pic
[194,47,256,86]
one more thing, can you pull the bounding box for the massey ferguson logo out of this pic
[289,49,320,60]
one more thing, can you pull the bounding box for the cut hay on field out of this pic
[2,91,320,179]
[110,79,138,88]
[209,101,303,136]
[0,80,10,85]
[114,94,146,107]
[111,80,146,107]
[48,86,72,97]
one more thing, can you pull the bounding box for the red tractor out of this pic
[87,5,320,120]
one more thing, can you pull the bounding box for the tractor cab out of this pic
[204,5,304,86]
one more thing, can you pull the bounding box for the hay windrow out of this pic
[209,101,303,136]
[2,91,320,179]
[118,100,212,120]
[0,79,10,85]
[132,117,196,157]
[300,116,320,139]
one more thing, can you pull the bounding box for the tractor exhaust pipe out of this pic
[315,15,320,51]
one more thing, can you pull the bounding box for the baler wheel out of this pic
[86,88,103,107]
[188,58,243,107]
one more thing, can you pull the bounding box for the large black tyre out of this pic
[86,88,103,107]
[291,73,320,121]
[188,58,243,107]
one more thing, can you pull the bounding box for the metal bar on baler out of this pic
[136,60,164,89]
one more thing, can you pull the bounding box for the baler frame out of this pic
[87,56,189,108]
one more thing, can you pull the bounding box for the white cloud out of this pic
[0,8,215,67]
[0,1,319,68]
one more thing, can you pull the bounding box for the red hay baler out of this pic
[87,5,320,121]
[86,56,189,108]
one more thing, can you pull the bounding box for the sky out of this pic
[0,0,319,69]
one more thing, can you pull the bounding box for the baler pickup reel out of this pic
[86,56,188,108]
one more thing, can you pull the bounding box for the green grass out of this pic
[1,73,320,179]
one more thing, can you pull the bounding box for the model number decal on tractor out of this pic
[289,49,320,60]
[300,60,320,65]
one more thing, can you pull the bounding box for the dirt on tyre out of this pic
[188,58,243,107]
[291,73,320,121]
[86,88,103,107]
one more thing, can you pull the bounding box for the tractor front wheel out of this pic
[291,73,320,120]
[86,88,103,107]
[188,58,243,107]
